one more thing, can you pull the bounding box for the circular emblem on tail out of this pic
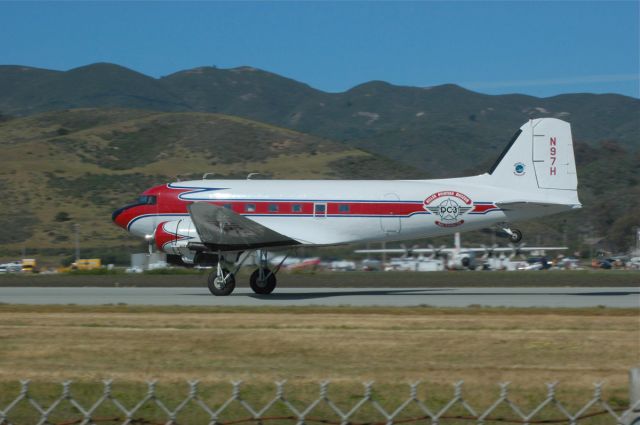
[423,191,472,227]
[514,162,526,176]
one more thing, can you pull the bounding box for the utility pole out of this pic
[73,223,80,262]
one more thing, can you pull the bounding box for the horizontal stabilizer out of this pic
[355,246,567,254]
[497,201,582,211]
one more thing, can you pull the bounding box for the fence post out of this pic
[628,368,640,425]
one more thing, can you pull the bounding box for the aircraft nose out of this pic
[112,206,127,228]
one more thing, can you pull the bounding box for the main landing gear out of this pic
[249,250,280,295]
[206,249,288,296]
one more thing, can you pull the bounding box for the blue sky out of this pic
[1,1,638,98]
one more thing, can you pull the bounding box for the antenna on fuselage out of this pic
[247,173,261,180]
[202,173,216,180]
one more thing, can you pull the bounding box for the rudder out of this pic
[531,118,577,190]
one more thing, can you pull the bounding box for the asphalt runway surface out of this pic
[0,286,638,307]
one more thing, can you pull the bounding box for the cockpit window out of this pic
[136,195,157,205]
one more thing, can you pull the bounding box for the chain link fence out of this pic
[1,378,639,425]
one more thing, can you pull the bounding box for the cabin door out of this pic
[380,193,401,234]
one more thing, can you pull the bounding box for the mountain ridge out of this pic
[2,63,636,177]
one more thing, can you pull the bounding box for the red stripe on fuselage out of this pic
[127,200,427,220]
[111,185,429,227]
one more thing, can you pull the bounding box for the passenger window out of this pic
[268,204,278,212]
[314,203,327,218]
[338,204,350,213]
[223,204,232,210]
[246,204,256,213]
[292,204,302,213]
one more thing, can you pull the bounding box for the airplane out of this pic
[355,232,568,270]
[112,118,581,295]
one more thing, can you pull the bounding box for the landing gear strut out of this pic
[207,254,236,296]
[206,249,289,296]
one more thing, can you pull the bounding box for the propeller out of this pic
[427,244,447,260]
[480,244,498,260]
[508,242,527,260]
[145,233,155,255]
[400,244,420,258]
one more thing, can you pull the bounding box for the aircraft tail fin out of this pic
[488,118,578,195]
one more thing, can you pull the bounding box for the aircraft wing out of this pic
[451,246,568,253]
[489,246,568,252]
[188,202,299,250]
[354,248,457,254]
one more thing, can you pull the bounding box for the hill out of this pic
[1,63,638,177]
[0,108,637,261]
[0,108,422,263]
[0,63,638,259]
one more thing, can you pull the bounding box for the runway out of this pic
[0,286,638,308]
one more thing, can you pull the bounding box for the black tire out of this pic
[250,268,277,295]
[509,229,523,243]
[207,269,236,296]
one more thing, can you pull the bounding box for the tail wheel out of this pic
[250,268,277,295]
[208,268,236,296]
[509,229,523,243]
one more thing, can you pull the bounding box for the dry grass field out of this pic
[0,305,638,423]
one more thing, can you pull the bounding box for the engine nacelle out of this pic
[154,219,201,256]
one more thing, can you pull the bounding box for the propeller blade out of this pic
[145,233,155,255]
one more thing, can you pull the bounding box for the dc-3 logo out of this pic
[423,191,473,227]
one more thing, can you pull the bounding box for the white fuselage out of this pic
[126,175,573,248]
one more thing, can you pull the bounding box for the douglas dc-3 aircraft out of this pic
[112,118,580,295]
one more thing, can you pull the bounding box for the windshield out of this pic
[136,195,157,205]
